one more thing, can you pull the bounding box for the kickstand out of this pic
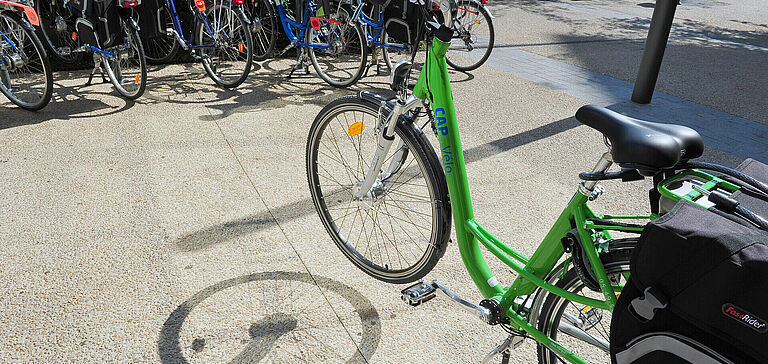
[86,61,108,86]
[481,335,524,364]
[287,50,310,79]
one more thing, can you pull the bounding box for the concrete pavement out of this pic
[0,1,765,363]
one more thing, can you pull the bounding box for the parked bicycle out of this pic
[138,0,254,87]
[243,0,367,87]
[353,0,493,74]
[135,0,253,87]
[445,0,493,71]
[0,0,53,110]
[306,2,768,363]
[34,0,147,99]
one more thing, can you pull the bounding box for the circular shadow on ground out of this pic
[158,271,381,363]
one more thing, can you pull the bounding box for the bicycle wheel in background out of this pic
[196,3,253,88]
[307,8,367,88]
[0,12,53,110]
[104,16,147,99]
[306,96,451,284]
[34,0,83,64]
[445,0,493,72]
[533,240,635,364]
[381,32,419,72]
[243,0,276,61]
[142,7,179,64]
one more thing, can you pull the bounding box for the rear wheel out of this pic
[445,0,494,72]
[104,16,147,99]
[307,8,367,88]
[243,0,276,61]
[0,12,53,110]
[307,96,451,283]
[196,3,253,88]
[35,0,83,64]
[534,240,635,364]
[141,7,179,64]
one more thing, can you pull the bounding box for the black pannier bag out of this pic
[610,160,768,364]
[136,0,164,40]
[71,0,123,48]
[382,0,424,46]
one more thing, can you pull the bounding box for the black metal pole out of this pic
[631,0,678,104]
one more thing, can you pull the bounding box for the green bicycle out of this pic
[304,4,761,363]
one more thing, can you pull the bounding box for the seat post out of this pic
[580,151,613,194]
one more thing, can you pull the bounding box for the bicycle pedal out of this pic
[401,282,436,306]
[57,46,72,56]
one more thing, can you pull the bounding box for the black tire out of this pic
[104,15,147,99]
[445,0,494,72]
[195,3,253,88]
[34,0,83,64]
[535,239,636,364]
[243,0,276,61]
[307,7,367,88]
[306,96,451,284]
[0,12,53,111]
[141,7,179,64]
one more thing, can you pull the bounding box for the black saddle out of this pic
[575,105,703,171]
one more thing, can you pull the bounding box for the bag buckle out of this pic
[630,287,668,321]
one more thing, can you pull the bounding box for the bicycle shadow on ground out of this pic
[0,69,142,129]
[158,270,381,364]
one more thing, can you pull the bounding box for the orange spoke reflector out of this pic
[71,32,77,41]
[238,41,244,53]
[135,74,141,83]
[474,19,481,24]
[347,122,364,136]
[195,0,206,12]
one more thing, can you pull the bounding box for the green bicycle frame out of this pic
[412,38,643,364]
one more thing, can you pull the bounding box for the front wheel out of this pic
[104,16,147,100]
[534,240,635,364]
[0,12,53,110]
[196,4,253,88]
[306,96,451,283]
[307,8,367,88]
[445,0,494,72]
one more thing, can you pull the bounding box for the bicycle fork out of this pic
[352,94,423,201]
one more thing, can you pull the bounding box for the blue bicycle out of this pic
[350,0,411,75]
[245,0,367,87]
[141,0,254,87]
